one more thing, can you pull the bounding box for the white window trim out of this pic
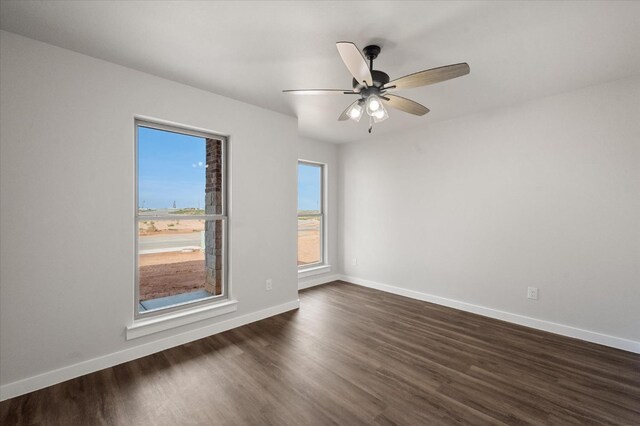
[133,117,231,328]
[126,299,238,340]
[297,160,329,272]
[298,264,332,278]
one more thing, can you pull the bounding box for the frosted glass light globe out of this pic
[367,96,381,112]
[346,101,364,122]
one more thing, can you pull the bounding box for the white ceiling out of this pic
[2,1,639,143]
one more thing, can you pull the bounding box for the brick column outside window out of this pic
[204,138,223,295]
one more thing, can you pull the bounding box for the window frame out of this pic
[134,118,229,319]
[297,160,326,270]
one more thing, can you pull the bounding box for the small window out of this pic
[136,120,227,316]
[298,161,325,268]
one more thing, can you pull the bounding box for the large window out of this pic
[298,161,324,268]
[136,120,227,316]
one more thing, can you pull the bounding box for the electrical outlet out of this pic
[352,257,358,266]
[266,279,273,291]
[527,286,539,300]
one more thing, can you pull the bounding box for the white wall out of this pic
[0,31,306,397]
[297,138,340,288]
[339,76,640,347]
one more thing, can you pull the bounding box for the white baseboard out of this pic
[0,299,300,402]
[5,275,636,401]
[298,273,340,290]
[339,275,640,354]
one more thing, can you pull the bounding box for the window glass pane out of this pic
[138,219,223,313]
[298,163,322,215]
[298,215,321,266]
[138,126,223,216]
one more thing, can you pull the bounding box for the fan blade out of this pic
[338,100,361,121]
[382,94,430,116]
[336,42,373,87]
[384,63,469,90]
[283,89,358,95]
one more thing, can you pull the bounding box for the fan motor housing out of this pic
[353,70,390,90]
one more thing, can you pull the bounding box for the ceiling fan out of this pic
[284,42,470,133]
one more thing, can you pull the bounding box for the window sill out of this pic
[298,264,331,279]
[126,299,238,340]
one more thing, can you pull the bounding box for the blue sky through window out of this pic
[138,126,321,212]
[138,126,206,209]
[298,163,321,212]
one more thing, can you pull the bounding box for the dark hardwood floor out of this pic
[1,281,639,425]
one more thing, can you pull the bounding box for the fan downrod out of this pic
[352,45,389,90]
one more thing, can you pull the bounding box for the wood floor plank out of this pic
[1,281,639,425]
